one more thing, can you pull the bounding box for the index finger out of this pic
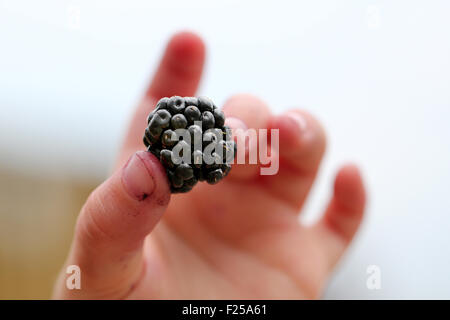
[118,31,205,167]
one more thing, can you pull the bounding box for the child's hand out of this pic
[53,32,366,299]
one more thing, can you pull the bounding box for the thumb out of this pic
[53,151,170,299]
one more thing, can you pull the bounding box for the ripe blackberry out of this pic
[143,96,235,193]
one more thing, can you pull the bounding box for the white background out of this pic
[0,0,449,298]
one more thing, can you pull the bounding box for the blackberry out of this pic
[143,96,235,193]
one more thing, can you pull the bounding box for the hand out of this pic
[53,32,366,299]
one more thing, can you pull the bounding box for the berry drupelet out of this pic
[143,96,236,193]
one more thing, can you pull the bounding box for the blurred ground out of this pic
[0,169,97,299]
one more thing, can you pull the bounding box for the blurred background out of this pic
[1,0,449,299]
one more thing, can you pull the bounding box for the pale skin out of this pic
[53,32,366,299]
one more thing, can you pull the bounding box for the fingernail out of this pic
[225,117,247,131]
[285,112,307,133]
[225,117,248,145]
[122,153,155,201]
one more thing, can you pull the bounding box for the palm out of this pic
[128,181,323,299]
